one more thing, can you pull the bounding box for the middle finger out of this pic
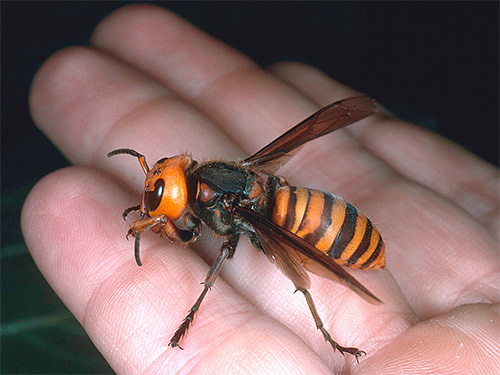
[91,5,355,154]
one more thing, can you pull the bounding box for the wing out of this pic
[242,96,377,172]
[234,205,382,304]
[257,221,312,291]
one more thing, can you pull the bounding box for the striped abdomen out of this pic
[271,186,385,269]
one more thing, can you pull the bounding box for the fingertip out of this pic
[91,4,189,53]
[29,46,92,133]
[21,167,131,316]
[269,61,362,106]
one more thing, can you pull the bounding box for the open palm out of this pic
[23,5,499,374]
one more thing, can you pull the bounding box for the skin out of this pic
[23,5,499,375]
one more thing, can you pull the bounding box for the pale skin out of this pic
[23,5,499,375]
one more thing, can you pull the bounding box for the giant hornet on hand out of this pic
[108,96,385,361]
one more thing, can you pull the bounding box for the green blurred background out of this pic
[2,2,498,374]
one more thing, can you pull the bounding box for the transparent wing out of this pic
[242,96,377,172]
[257,222,311,290]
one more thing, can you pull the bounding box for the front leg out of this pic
[169,235,239,349]
[183,213,202,241]
[128,214,197,266]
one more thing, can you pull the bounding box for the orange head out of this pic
[107,149,194,221]
[142,155,194,220]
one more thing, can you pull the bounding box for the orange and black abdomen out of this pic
[271,186,385,269]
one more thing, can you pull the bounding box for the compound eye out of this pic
[145,178,164,212]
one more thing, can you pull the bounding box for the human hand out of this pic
[23,5,499,374]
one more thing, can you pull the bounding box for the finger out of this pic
[29,46,170,166]
[271,62,500,238]
[90,4,333,153]
[29,46,243,189]
[361,303,499,374]
[21,167,335,374]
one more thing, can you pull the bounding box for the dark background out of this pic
[2,2,498,374]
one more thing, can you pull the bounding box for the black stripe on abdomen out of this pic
[328,202,358,259]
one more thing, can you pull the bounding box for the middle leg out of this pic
[168,235,239,349]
